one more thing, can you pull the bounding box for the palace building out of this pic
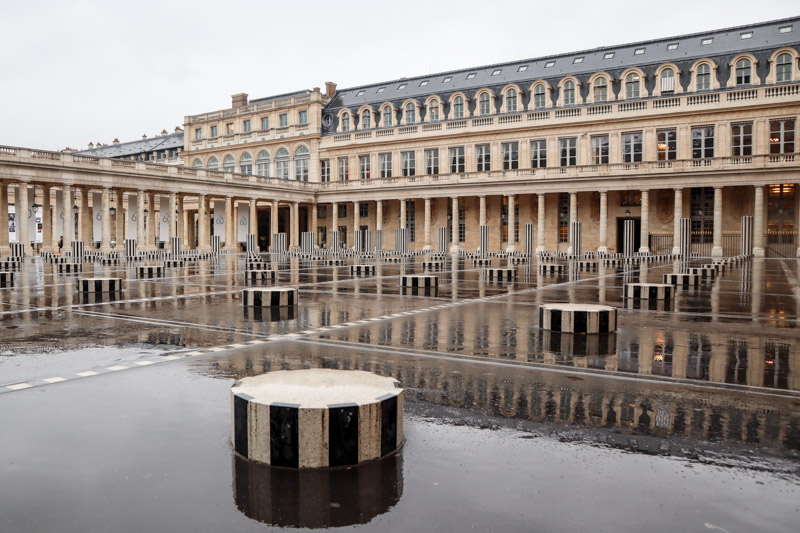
[1,17,799,257]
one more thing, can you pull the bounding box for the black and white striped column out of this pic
[137,265,164,278]
[538,303,617,333]
[170,236,181,258]
[569,221,582,257]
[77,277,124,293]
[71,241,85,261]
[663,273,700,287]
[375,229,382,252]
[538,264,564,274]
[438,227,447,254]
[741,216,753,257]
[272,233,287,254]
[10,243,25,259]
[246,234,257,255]
[211,235,221,256]
[394,229,408,253]
[688,266,716,280]
[350,265,375,275]
[623,220,635,258]
[0,272,15,286]
[330,230,341,252]
[243,287,298,307]
[57,262,83,273]
[301,231,314,255]
[479,225,489,256]
[422,260,444,270]
[524,223,534,256]
[354,230,363,253]
[623,283,674,300]
[363,230,373,254]
[245,269,276,283]
[401,275,438,289]
[124,238,137,258]
[679,218,691,258]
[482,268,516,281]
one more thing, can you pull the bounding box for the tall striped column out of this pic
[623,219,635,257]
[680,218,691,258]
[479,225,489,256]
[569,221,582,257]
[524,223,534,255]
[741,216,753,257]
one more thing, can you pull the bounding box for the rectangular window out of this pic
[622,131,643,163]
[692,126,715,159]
[621,191,642,207]
[501,142,519,170]
[299,110,308,124]
[280,113,288,127]
[359,203,368,217]
[530,139,547,168]
[425,148,439,175]
[591,135,609,164]
[338,157,349,181]
[294,158,308,181]
[317,205,327,219]
[731,122,753,157]
[657,129,677,161]
[429,103,439,121]
[320,159,330,182]
[406,200,416,242]
[260,117,269,130]
[382,108,392,127]
[338,204,347,219]
[275,160,289,180]
[770,118,796,155]
[210,125,218,137]
[194,128,202,140]
[401,151,416,177]
[243,119,251,133]
[449,146,465,173]
[359,155,370,180]
[476,144,491,171]
[226,123,234,135]
[379,153,392,178]
[558,137,577,166]
[558,192,569,243]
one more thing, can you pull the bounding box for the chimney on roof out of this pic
[113,138,119,145]
[325,82,337,98]
[142,134,147,140]
[88,142,94,149]
[161,129,168,136]
[232,93,248,108]
[313,87,320,93]
[174,126,183,133]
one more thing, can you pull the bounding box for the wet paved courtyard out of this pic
[1,254,799,532]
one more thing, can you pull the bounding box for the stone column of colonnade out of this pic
[399,199,406,230]
[224,196,233,249]
[250,199,259,249]
[0,182,9,255]
[598,191,608,253]
[450,197,459,253]
[197,194,209,252]
[639,190,650,254]
[567,192,577,254]
[271,199,279,251]
[100,187,112,253]
[145,191,156,251]
[79,186,91,246]
[63,185,73,251]
[292,201,299,248]
[672,189,682,255]
[176,195,185,249]
[310,202,318,248]
[169,193,179,245]
[40,185,52,253]
[507,194,516,252]
[376,200,382,250]
[423,198,432,251]
[753,186,765,257]
[711,186,723,258]
[479,196,486,226]
[536,193,545,253]
[330,201,338,250]
[353,201,360,249]
[797,181,800,258]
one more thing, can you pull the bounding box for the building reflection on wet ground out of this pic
[0,255,798,531]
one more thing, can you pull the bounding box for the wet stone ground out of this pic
[0,254,799,532]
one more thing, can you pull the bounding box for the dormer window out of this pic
[466,73,476,80]
[667,43,679,51]
[603,52,614,59]
[573,57,584,64]
[377,87,385,93]
[443,76,452,83]
[419,80,429,87]
[779,25,793,34]
[701,38,713,46]
[517,65,528,72]
[544,61,555,68]
[740,31,752,40]
[491,69,502,76]
[397,83,407,90]
[634,47,645,55]
[356,90,365,97]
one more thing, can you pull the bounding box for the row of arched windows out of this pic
[334,50,799,132]
[192,146,310,181]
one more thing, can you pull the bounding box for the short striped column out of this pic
[350,265,375,275]
[623,283,674,300]
[511,256,531,265]
[679,218,691,258]
[540,330,617,357]
[57,262,83,273]
[538,264,564,274]
[401,275,438,289]
[325,259,346,266]
[124,238,137,258]
[482,268,516,281]
[246,234,257,255]
[524,223,534,256]
[71,241,85,261]
[472,258,492,267]
[211,235,222,256]
[421,260,444,270]
[245,269,276,283]
[539,303,617,334]
[0,259,21,270]
[0,272,14,286]
[77,277,124,293]
[741,216,753,257]
[478,225,489,256]
[10,242,25,258]
[137,265,164,278]
[243,287,298,307]
[330,230,341,251]
[663,273,700,287]
[575,260,598,271]
[231,369,403,468]
[687,266,716,280]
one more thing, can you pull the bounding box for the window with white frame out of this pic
[559,137,577,166]
[256,151,270,176]
[207,156,218,170]
[449,146,465,173]
[425,148,439,175]
[405,103,416,124]
[341,113,350,131]
[379,153,392,178]
[479,92,491,115]
[428,101,439,121]
[657,129,677,160]
[406,200,416,242]
[622,131,643,162]
[692,126,715,159]
[359,154,370,180]
[593,78,607,102]
[239,153,252,174]
[770,118,795,155]
[533,85,546,108]
[260,117,269,130]
[530,139,546,168]
[401,151,416,177]
[279,114,288,127]
[299,110,308,124]
[776,53,792,82]
[476,144,490,171]
[661,68,675,93]
[502,142,518,170]
[382,107,392,127]
[696,64,711,91]
[338,157,349,181]
[736,59,752,85]
[223,155,235,172]
[562,81,575,105]
[506,89,517,112]
[243,119,251,133]
[320,159,330,182]
[453,96,464,119]
[361,110,371,129]
[731,122,753,157]
[275,148,290,179]
[294,146,309,181]
[591,135,609,164]
[625,73,640,98]
[210,125,218,137]
[194,128,202,140]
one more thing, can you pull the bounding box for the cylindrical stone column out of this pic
[753,186,765,257]
[136,190,146,246]
[101,187,111,252]
[375,200,382,230]
[423,198,432,251]
[250,198,259,245]
[271,200,279,250]
[17,183,29,247]
[177,195,185,249]
[672,188,682,255]
[507,194,516,252]
[197,194,209,251]
[114,191,124,249]
[41,185,52,253]
[145,192,156,250]
[598,191,608,253]
[223,196,232,248]
[310,202,318,248]
[399,199,406,229]
[536,193,546,253]
[450,196,459,252]
[0,182,9,254]
[568,192,577,254]
[80,186,91,244]
[353,201,360,249]
[292,201,300,248]
[63,185,73,250]
[640,189,650,254]
[479,196,486,226]
[711,186,723,258]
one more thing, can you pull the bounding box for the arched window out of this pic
[294,146,309,182]
[428,100,439,121]
[506,89,517,112]
[341,113,350,132]
[593,78,608,102]
[256,150,270,177]
[361,110,371,129]
[563,81,575,105]
[776,53,792,82]
[275,148,290,180]
[207,156,218,170]
[405,103,415,124]
[382,107,393,127]
[239,153,252,175]
[533,85,546,108]
[192,159,202,168]
[697,64,711,91]
[222,155,234,172]
[736,59,752,85]
[625,73,640,98]
[453,96,464,119]
[660,68,675,93]
[479,92,491,115]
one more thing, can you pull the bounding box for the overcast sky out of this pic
[2,0,797,151]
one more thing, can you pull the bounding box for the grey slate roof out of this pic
[250,89,311,105]
[76,132,184,158]
[327,16,800,112]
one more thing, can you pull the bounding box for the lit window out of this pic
[226,123,234,135]
[544,61,555,68]
[667,43,679,51]
[779,25,793,34]
[634,47,645,55]
[397,83,406,90]
[356,90,365,96]
[603,52,614,59]
[657,129,677,161]
[769,118,796,155]
[443,76,452,83]
[466,73,476,79]
[428,101,439,121]
[419,80,429,87]
[517,65,528,72]
[491,69,502,76]
[377,87,385,93]
[740,31,752,39]
[573,57,584,64]
[701,38,713,46]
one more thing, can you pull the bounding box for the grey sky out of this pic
[2,0,797,151]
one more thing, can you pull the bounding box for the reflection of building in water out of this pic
[233,451,402,528]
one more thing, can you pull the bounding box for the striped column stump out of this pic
[510,257,531,265]
[57,262,83,273]
[575,261,598,271]
[539,303,617,334]
[421,261,444,270]
[538,264,564,274]
[164,260,185,268]
[0,271,14,286]
[243,287,298,307]
[540,330,617,357]
[382,257,402,263]
[325,259,346,266]
[602,259,628,267]
[100,258,120,266]
[231,369,403,468]
[245,269,277,283]
[472,258,492,267]
[401,275,438,289]
[624,299,673,311]
[350,265,375,275]
[663,273,701,287]
[482,268,516,281]
[246,260,269,270]
[77,277,124,293]
[137,265,164,278]
[244,306,296,322]
[687,267,716,280]
[623,283,674,300]
[0,260,21,270]
[707,262,726,274]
